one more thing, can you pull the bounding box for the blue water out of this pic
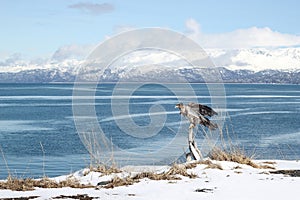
[0,83,299,179]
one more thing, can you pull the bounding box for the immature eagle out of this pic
[175,102,218,130]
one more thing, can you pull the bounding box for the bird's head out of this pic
[175,103,183,109]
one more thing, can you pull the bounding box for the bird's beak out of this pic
[175,105,178,108]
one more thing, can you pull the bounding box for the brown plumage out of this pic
[175,102,218,130]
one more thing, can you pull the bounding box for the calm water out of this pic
[0,83,299,179]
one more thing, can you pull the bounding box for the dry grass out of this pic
[185,160,223,170]
[0,176,37,191]
[166,164,197,178]
[58,177,93,188]
[209,147,275,169]
[133,171,180,181]
[203,124,276,170]
[102,163,197,189]
[199,160,223,170]
[0,176,93,191]
[90,165,122,176]
[0,162,198,191]
[103,176,137,189]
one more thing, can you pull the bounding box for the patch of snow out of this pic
[0,160,299,200]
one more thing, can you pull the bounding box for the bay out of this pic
[0,83,299,179]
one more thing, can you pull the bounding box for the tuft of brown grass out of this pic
[90,165,122,176]
[58,177,93,188]
[0,176,93,191]
[209,147,275,169]
[185,160,223,170]
[200,160,223,170]
[103,176,136,189]
[102,163,197,189]
[184,162,198,169]
[166,164,197,179]
[133,171,180,181]
[0,176,36,191]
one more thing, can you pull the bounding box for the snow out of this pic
[1,47,300,74]
[0,59,83,73]
[207,48,300,72]
[0,159,299,200]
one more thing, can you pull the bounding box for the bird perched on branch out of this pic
[175,102,218,161]
[175,102,218,130]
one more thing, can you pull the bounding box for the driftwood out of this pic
[186,123,202,161]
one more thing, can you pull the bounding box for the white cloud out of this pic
[0,45,89,73]
[185,18,201,39]
[185,18,300,48]
[68,2,114,15]
[0,53,23,66]
[51,44,96,62]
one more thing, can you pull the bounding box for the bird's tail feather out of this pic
[208,121,218,130]
[200,117,218,130]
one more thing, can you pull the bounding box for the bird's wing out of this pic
[185,106,199,118]
[188,102,218,117]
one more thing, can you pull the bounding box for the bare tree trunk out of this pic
[187,123,203,161]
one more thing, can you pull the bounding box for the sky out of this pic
[1,0,300,61]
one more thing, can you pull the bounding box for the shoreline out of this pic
[0,159,299,200]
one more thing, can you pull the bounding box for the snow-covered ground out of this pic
[0,159,299,200]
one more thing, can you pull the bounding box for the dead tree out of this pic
[175,102,218,161]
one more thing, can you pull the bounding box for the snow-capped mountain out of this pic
[207,48,300,72]
[0,48,300,83]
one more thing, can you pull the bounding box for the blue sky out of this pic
[1,0,300,60]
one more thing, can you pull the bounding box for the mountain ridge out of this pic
[0,67,299,84]
[0,48,300,83]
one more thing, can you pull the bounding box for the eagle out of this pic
[175,102,218,130]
